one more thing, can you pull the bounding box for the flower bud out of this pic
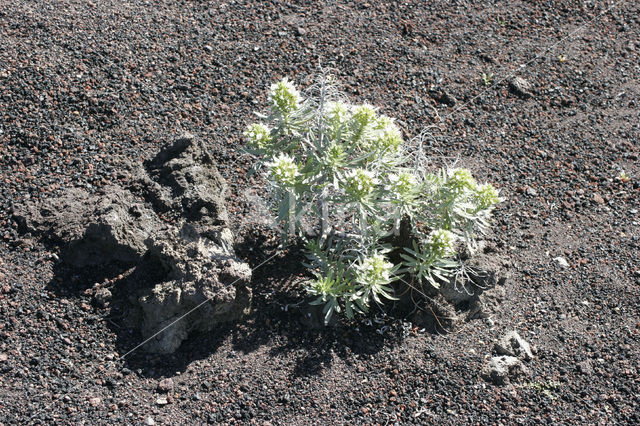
[475,183,500,209]
[324,142,346,169]
[447,168,477,194]
[352,104,377,129]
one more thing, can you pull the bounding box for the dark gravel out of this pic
[1,0,639,424]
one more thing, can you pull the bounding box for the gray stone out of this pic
[481,355,530,385]
[413,293,459,331]
[438,245,509,320]
[88,397,102,407]
[553,256,569,268]
[494,330,534,361]
[576,360,593,375]
[508,77,532,99]
[403,241,509,330]
[127,133,230,228]
[429,89,457,107]
[157,378,174,393]
[439,90,457,107]
[138,225,251,353]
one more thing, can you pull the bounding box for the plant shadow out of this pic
[230,231,408,378]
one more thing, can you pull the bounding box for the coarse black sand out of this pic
[1,1,639,424]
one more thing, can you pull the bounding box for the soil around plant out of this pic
[1,0,639,424]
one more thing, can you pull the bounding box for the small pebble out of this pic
[157,378,174,393]
[509,76,532,99]
[593,193,605,205]
[553,257,569,268]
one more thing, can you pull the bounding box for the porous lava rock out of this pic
[508,76,533,99]
[14,185,157,268]
[137,223,251,353]
[481,355,530,386]
[15,134,251,353]
[494,330,534,361]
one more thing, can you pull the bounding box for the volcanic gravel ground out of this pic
[1,0,639,424]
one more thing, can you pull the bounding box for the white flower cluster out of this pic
[357,253,394,287]
[389,171,417,196]
[243,123,271,149]
[428,229,456,257]
[370,117,403,152]
[344,168,376,199]
[322,101,404,155]
[270,77,302,116]
[267,153,299,187]
[447,168,477,194]
[325,101,350,126]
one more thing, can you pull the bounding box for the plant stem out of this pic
[359,203,367,241]
[393,213,401,237]
[288,188,296,237]
[320,198,329,243]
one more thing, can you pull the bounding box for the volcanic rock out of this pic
[481,355,530,385]
[508,77,533,99]
[14,134,251,353]
[494,330,534,361]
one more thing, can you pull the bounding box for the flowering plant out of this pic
[244,74,502,324]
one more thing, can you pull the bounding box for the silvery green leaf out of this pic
[354,296,369,313]
[345,300,354,319]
